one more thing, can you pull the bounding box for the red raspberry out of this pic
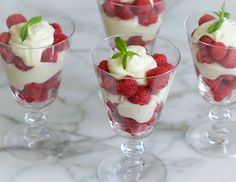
[138,9,158,26]
[146,67,169,93]
[196,49,214,64]
[198,14,215,26]
[53,33,69,52]
[102,1,117,17]
[127,36,146,46]
[154,0,165,14]
[0,47,14,64]
[14,57,32,71]
[116,4,134,20]
[101,75,116,94]
[41,48,58,62]
[97,60,109,78]
[132,0,151,16]
[220,74,234,82]
[155,104,162,113]
[198,35,214,49]
[6,14,27,28]
[213,83,232,102]
[217,49,236,68]
[0,32,11,44]
[45,72,61,90]
[117,76,138,97]
[152,53,167,66]
[129,86,151,105]
[210,42,228,60]
[229,78,236,89]
[162,63,174,70]
[204,77,222,92]
[50,23,62,34]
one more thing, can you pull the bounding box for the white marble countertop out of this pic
[1,0,236,181]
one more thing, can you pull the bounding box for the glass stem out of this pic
[24,109,50,148]
[207,105,232,145]
[118,139,145,181]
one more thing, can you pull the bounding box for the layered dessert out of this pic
[0,13,69,104]
[191,3,236,102]
[97,37,174,136]
[98,0,165,44]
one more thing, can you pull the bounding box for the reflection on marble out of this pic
[1,0,236,181]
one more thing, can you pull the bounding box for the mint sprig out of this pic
[208,2,230,34]
[112,37,139,69]
[20,16,42,42]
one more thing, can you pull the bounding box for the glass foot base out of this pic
[5,125,70,160]
[186,121,236,157]
[98,152,167,182]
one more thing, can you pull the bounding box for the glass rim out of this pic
[97,0,164,8]
[90,33,181,79]
[0,7,76,50]
[184,10,236,50]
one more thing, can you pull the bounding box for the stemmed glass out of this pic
[0,7,75,160]
[97,0,165,43]
[185,11,236,157]
[91,34,180,182]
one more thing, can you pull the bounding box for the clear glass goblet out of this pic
[185,10,236,157]
[91,34,180,182]
[0,7,75,160]
[97,0,165,43]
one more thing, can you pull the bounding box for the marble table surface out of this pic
[1,0,236,181]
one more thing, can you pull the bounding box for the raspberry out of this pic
[127,36,146,46]
[204,77,222,92]
[97,60,109,78]
[117,76,138,97]
[220,74,234,82]
[6,14,27,28]
[53,33,69,52]
[41,48,58,62]
[132,0,151,16]
[146,67,169,93]
[101,75,116,94]
[129,86,151,105]
[44,72,61,90]
[155,104,162,113]
[0,47,14,64]
[0,32,11,44]
[138,9,158,26]
[116,4,134,20]
[198,35,214,49]
[152,53,167,66]
[229,78,236,89]
[154,0,165,14]
[217,49,236,68]
[14,57,32,71]
[50,23,62,34]
[102,1,117,17]
[196,49,214,64]
[198,14,215,26]
[213,83,232,102]
[210,42,228,60]
[162,63,174,70]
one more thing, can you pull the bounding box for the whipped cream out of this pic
[2,52,65,90]
[102,13,163,41]
[193,18,236,47]
[108,45,157,85]
[120,0,154,5]
[9,20,55,66]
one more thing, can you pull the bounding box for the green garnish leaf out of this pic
[208,20,223,34]
[208,1,230,34]
[20,16,42,42]
[112,37,139,70]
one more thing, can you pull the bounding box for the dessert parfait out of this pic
[97,0,165,45]
[189,2,236,104]
[0,13,69,106]
[95,36,175,137]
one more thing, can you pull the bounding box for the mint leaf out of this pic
[115,37,127,54]
[122,54,128,69]
[208,20,223,34]
[20,16,42,42]
[20,25,28,42]
[127,51,139,57]
[27,16,42,27]
[112,52,123,59]
[208,2,230,34]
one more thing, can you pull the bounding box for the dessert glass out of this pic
[97,0,165,43]
[91,34,180,182]
[0,7,75,160]
[185,11,236,157]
